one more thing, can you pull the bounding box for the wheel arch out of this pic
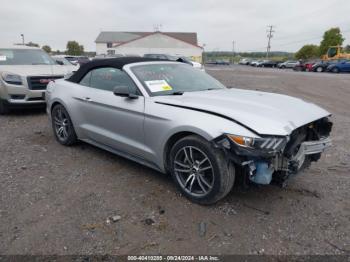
[50,101,62,113]
[50,98,69,114]
[163,130,210,174]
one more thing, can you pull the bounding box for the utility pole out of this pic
[20,34,25,45]
[202,43,206,64]
[266,25,274,59]
[232,41,235,64]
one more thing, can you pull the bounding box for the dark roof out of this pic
[95,31,198,46]
[68,57,170,83]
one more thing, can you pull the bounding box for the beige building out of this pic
[95,31,203,62]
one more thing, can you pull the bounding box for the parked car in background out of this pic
[94,54,125,59]
[215,60,230,65]
[239,58,251,65]
[0,46,73,114]
[293,63,305,72]
[52,55,79,72]
[144,54,204,71]
[311,61,332,73]
[326,60,350,73]
[250,60,261,67]
[257,60,278,68]
[278,61,299,69]
[304,61,316,72]
[65,56,90,66]
[46,57,332,204]
[144,53,170,60]
[311,59,347,73]
[293,61,317,72]
[205,60,230,65]
[254,60,265,67]
[178,57,205,71]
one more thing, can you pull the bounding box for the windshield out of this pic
[131,63,226,96]
[0,48,56,65]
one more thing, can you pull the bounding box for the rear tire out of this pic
[0,99,10,115]
[169,135,235,205]
[51,104,77,146]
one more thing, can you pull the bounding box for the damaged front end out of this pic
[213,117,333,186]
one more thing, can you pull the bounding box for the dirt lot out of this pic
[0,66,349,255]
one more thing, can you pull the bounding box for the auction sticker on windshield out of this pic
[0,56,6,61]
[145,80,172,92]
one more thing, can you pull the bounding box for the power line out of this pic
[245,27,350,53]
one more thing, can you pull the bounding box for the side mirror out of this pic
[56,60,64,65]
[113,86,138,99]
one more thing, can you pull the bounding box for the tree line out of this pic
[24,41,85,56]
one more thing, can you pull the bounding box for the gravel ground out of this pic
[0,65,349,255]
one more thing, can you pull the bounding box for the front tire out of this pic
[332,67,340,73]
[169,135,235,205]
[51,104,77,146]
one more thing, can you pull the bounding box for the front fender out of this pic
[144,100,259,172]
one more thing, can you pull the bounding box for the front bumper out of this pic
[0,80,46,105]
[290,137,332,170]
[214,135,332,184]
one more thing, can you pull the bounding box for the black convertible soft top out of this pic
[67,57,170,83]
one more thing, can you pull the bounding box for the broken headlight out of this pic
[227,134,288,152]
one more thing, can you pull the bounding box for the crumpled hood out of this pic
[0,65,71,76]
[153,88,330,136]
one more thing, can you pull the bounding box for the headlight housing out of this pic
[1,72,23,85]
[227,134,288,151]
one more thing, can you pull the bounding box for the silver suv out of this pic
[0,46,73,114]
[278,60,299,69]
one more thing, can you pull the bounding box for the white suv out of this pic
[0,46,74,114]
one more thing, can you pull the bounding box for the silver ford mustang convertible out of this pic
[46,57,332,205]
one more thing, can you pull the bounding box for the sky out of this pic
[1,0,349,53]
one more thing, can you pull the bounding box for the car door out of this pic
[80,67,146,157]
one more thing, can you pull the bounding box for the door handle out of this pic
[84,97,92,102]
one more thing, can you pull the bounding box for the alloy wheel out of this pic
[53,107,70,141]
[174,146,214,197]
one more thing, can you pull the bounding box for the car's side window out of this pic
[89,67,141,95]
[79,71,92,87]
